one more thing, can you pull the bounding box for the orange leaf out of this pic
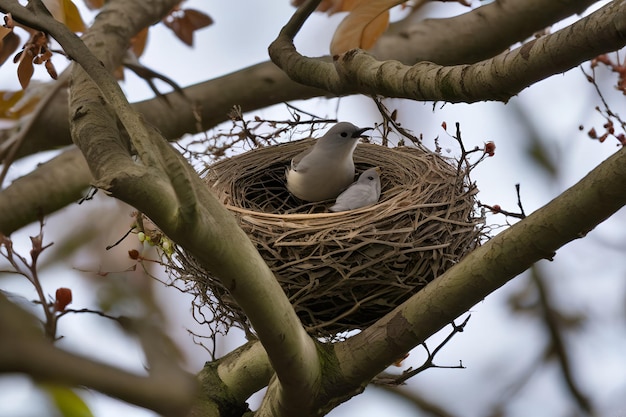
[62,0,86,32]
[330,0,404,56]
[42,0,86,32]
[83,0,104,10]
[0,89,25,119]
[130,27,149,58]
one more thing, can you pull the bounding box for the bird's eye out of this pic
[340,132,348,137]
[368,176,374,180]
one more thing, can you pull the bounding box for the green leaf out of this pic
[39,384,94,417]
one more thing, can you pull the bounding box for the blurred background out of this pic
[1,1,625,416]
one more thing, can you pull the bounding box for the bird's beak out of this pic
[374,166,381,174]
[352,127,373,138]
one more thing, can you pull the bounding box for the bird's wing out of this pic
[330,183,376,211]
[290,147,314,172]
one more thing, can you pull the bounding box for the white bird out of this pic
[329,167,381,212]
[286,122,372,202]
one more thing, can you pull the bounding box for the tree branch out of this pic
[0,0,612,233]
[331,145,626,397]
[270,0,626,102]
[372,0,600,65]
[0,293,196,417]
[0,147,90,235]
[1,1,323,414]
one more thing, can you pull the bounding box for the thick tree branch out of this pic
[373,0,600,65]
[0,147,90,235]
[270,0,626,102]
[1,1,323,414]
[0,0,611,233]
[331,145,626,399]
[0,61,327,235]
[1,0,601,162]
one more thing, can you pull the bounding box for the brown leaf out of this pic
[163,8,213,47]
[330,0,404,56]
[83,0,104,10]
[17,50,34,89]
[45,59,58,80]
[183,9,213,30]
[0,29,20,66]
[175,17,194,46]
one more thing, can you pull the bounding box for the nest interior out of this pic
[186,139,482,337]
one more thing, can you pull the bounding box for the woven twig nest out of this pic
[181,139,483,337]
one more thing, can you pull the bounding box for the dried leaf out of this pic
[183,9,213,30]
[0,29,20,66]
[83,0,104,10]
[130,27,149,58]
[163,8,213,47]
[330,0,404,56]
[42,0,86,32]
[62,0,86,32]
[0,89,26,119]
[17,50,34,89]
[45,59,58,80]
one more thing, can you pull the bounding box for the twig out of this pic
[479,183,527,220]
[373,315,470,386]
[0,218,57,339]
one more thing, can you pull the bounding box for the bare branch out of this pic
[333,143,626,394]
[373,0,600,65]
[0,292,197,416]
[270,0,626,103]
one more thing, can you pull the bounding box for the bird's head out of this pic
[320,122,373,148]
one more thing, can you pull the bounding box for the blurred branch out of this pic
[374,0,599,65]
[1,219,57,339]
[0,292,197,416]
[0,147,90,235]
[531,266,593,415]
[270,0,626,103]
[376,385,458,417]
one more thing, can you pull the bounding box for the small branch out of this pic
[0,218,59,340]
[480,184,527,220]
[373,316,470,386]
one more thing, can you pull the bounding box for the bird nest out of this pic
[177,139,483,338]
